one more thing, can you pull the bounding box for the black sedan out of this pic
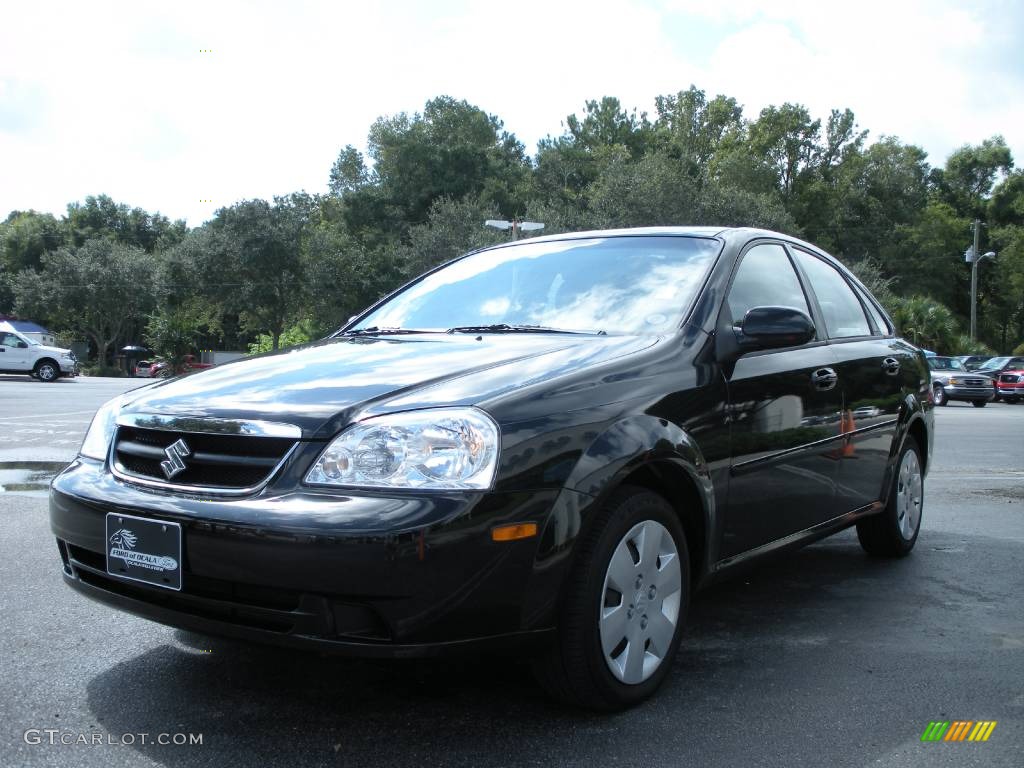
[50,227,933,710]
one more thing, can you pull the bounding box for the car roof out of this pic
[479,226,836,259]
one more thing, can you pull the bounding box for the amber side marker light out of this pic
[491,523,538,542]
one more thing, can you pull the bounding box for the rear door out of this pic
[789,248,907,512]
[719,242,844,559]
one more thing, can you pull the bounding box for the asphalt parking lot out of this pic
[1,375,1021,767]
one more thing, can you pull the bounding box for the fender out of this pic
[879,393,933,503]
[518,414,717,631]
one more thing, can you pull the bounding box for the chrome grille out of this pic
[962,378,989,387]
[999,374,1019,383]
[112,426,297,493]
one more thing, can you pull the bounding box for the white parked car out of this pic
[0,328,77,382]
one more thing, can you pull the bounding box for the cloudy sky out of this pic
[1,0,1022,227]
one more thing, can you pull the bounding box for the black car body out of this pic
[50,227,933,709]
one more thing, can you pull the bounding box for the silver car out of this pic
[928,356,994,407]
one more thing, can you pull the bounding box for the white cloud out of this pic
[0,0,1020,228]
[667,0,1023,163]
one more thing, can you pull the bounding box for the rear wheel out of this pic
[972,400,987,408]
[33,359,60,382]
[932,384,946,406]
[533,486,689,711]
[857,436,923,557]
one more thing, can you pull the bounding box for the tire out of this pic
[856,436,923,557]
[972,400,987,408]
[1004,397,1018,404]
[532,486,690,711]
[33,359,60,382]
[932,384,946,406]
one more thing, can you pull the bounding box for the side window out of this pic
[1,333,19,347]
[726,243,811,327]
[792,250,871,338]
[853,284,892,336]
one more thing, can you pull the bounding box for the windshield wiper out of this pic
[447,324,605,335]
[338,326,436,337]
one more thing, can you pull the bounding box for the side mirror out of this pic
[735,306,815,353]
[17,341,28,349]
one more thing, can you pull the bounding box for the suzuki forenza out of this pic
[50,227,933,710]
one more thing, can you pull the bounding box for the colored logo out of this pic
[921,721,997,742]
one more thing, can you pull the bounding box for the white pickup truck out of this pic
[0,327,77,381]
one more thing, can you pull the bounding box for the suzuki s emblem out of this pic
[160,438,192,479]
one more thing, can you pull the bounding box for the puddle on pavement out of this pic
[0,461,69,496]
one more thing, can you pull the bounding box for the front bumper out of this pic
[941,384,993,402]
[996,386,1023,398]
[50,459,563,656]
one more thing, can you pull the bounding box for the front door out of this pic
[0,332,29,370]
[719,243,844,559]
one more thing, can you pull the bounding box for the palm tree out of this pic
[890,295,960,352]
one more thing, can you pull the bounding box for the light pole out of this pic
[966,241,995,342]
[484,219,545,240]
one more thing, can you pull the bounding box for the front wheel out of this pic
[972,400,988,408]
[532,487,689,711]
[33,360,60,382]
[856,436,923,557]
[932,384,947,406]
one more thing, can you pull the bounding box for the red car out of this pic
[996,367,1024,403]
[148,354,214,378]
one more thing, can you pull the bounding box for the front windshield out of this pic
[928,357,964,371]
[354,236,722,334]
[978,357,1009,370]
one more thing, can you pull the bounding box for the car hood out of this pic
[120,333,658,438]
[37,344,72,355]
[931,370,991,382]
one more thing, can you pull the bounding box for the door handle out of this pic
[811,367,838,391]
[882,357,901,376]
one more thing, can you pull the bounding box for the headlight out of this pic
[80,396,123,460]
[305,408,500,490]
[948,377,962,385]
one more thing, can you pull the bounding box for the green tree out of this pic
[889,295,960,352]
[12,238,157,363]
[247,318,320,355]
[0,210,68,311]
[66,194,186,252]
[653,86,744,178]
[747,103,821,200]
[359,96,530,227]
[935,136,1014,217]
[328,145,369,196]
[206,194,313,350]
[533,97,654,201]
[144,301,217,373]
